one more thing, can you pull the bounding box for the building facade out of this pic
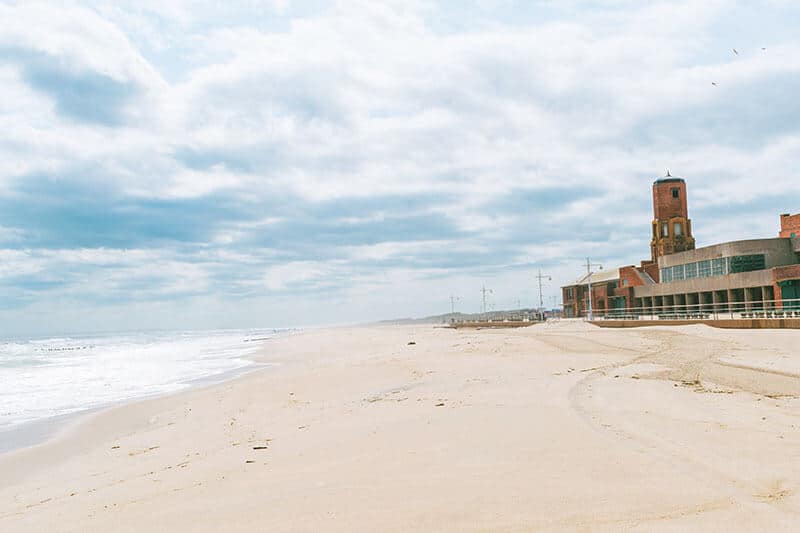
[562,176,800,318]
[780,213,800,239]
[561,269,620,319]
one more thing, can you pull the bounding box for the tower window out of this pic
[674,222,683,236]
[661,224,669,237]
[671,188,679,199]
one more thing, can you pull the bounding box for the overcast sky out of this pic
[1,0,799,336]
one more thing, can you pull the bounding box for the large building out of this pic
[562,176,800,318]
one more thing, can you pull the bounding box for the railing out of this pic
[449,311,549,324]
[578,297,800,321]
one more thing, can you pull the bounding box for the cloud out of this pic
[0,3,163,127]
[14,50,139,125]
[0,173,258,248]
[1,0,799,335]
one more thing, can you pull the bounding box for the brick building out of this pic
[562,176,800,318]
[780,213,800,239]
[561,269,620,319]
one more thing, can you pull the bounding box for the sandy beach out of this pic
[2,321,800,531]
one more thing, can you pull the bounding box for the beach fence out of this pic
[582,297,800,329]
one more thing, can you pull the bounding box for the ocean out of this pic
[0,328,285,435]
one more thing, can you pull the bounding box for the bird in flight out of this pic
[732,48,739,55]
[711,82,718,86]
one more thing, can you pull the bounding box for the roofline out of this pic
[653,177,685,185]
[665,237,792,256]
[561,268,621,289]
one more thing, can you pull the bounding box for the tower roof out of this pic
[653,176,685,185]
[653,170,685,185]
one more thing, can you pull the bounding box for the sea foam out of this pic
[0,329,283,430]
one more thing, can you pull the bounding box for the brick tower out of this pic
[650,173,695,261]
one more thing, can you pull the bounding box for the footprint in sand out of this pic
[754,481,792,503]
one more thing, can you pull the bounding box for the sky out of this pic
[1,0,799,336]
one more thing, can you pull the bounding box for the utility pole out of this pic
[584,258,603,321]
[481,285,493,315]
[535,269,552,313]
[449,295,460,315]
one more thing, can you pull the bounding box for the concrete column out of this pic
[702,292,713,313]
[727,289,737,316]
[717,290,730,314]
[753,287,764,311]
[686,292,702,313]
[674,293,686,315]
[763,286,775,310]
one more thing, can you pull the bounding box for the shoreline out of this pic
[0,355,285,492]
[0,340,278,457]
[4,323,800,531]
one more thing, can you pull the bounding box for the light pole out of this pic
[535,269,552,318]
[449,295,460,315]
[584,258,603,321]
[481,285,493,315]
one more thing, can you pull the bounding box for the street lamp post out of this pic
[449,295,460,315]
[535,269,552,320]
[481,285,493,315]
[584,258,603,321]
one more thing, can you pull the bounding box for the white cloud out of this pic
[262,261,335,291]
[0,2,163,87]
[1,0,799,334]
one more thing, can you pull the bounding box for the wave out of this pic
[0,328,288,429]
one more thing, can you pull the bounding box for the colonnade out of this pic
[634,285,778,316]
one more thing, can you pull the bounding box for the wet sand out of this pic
[2,321,800,531]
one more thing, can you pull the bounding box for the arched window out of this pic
[661,224,669,237]
[674,222,683,236]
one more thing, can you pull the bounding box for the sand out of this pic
[2,321,800,531]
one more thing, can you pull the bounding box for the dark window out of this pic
[728,254,766,273]
[671,188,679,199]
